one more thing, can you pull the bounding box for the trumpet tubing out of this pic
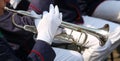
[61,21,109,46]
[4,7,37,18]
[5,7,110,46]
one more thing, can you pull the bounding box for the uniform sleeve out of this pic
[0,37,21,61]
[0,12,36,60]
[0,37,55,61]
[29,0,52,14]
[0,12,35,34]
[28,40,56,61]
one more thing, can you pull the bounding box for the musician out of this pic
[0,0,84,61]
[0,0,58,60]
[93,0,120,22]
[80,0,120,23]
[0,0,36,60]
[0,0,55,61]
[29,0,120,61]
[0,3,59,61]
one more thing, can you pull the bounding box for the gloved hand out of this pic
[64,27,100,48]
[30,10,42,27]
[36,4,62,45]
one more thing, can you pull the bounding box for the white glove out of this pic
[64,28,87,45]
[64,28,100,48]
[30,10,42,27]
[10,0,21,9]
[36,4,62,45]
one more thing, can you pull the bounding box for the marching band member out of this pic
[84,0,120,23]
[92,1,120,23]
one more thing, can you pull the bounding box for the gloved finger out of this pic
[59,13,63,21]
[30,10,36,15]
[55,5,59,17]
[49,4,55,14]
[55,28,64,36]
[56,12,62,25]
[42,11,48,18]
[43,11,48,15]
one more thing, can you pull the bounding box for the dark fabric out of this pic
[0,37,21,61]
[29,0,84,24]
[0,31,3,38]
[15,0,30,11]
[0,37,55,61]
[29,0,52,14]
[0,11,55,61]
[54,0,83,24]
[0,11,35,61]
[29,41,56,61]
[84,0,105,16]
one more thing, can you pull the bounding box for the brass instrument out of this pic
[4,7,109,46]
[56,22,109,46]
[4,7,37,18]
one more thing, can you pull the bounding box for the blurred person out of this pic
[80,0,120,23]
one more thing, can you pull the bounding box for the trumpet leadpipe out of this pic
[4,7,37,19]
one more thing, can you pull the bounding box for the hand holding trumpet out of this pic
[36,4,62,45]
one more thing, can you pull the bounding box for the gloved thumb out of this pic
[55,28,64,36]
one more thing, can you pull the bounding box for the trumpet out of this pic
[4,7,109,46]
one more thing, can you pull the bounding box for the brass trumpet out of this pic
[4,7,109,46]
